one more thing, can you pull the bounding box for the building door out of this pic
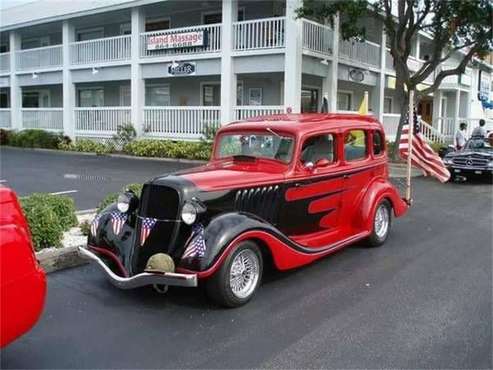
[418,99,433,123]
[201,83,220,106]
[301,88,319,113]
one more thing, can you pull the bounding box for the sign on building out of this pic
[147,30,205,50]
[168,62,196,76]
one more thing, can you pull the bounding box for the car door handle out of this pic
[343,174,350,179]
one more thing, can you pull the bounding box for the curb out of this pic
[36,245,87,274]
[1,146,207,165]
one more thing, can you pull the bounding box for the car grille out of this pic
[133,184,182,272]
[234,185,281,224]
[452,157,488,167]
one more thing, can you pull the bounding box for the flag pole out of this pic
[406,89,414,204]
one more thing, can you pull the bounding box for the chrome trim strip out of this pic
[78,246,197,289]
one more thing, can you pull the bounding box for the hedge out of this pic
[0,129,69,149]
[20,193,78,251]
[123,139,212,161]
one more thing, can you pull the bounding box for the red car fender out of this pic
[353,178,408,233]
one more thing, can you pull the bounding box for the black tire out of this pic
[205,241,263,308]
[367,199,392,247]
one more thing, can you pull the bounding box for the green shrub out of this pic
[79,220,91,236]
[113,124,136,149]
[20,193,77,251]
[430,141,444,154]
[8,129,63,149]
[97,183,143,213]
[123,139,212,161]
[59,138,114,155]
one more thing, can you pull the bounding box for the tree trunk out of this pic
[391,89,409,161]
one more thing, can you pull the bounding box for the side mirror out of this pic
[315,158,331,168]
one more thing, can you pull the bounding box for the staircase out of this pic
[420,119,450,144]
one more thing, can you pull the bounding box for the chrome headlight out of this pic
[487,160,493,168]
[117,191,139,213]
[443,157,453,165]
[181,202,197,225]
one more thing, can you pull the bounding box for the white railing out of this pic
[16,45,63,71]
[0,108,11,128]
[143,106,221,140]
[140,24,221,58]
[0,53,10,74]
[420,119,447,144]
[407,56,423,72]
[71,35,131,65]
[21,108,63,130]
[302,19,333,56]
[233,17,285,51]
[435,117,493,139]
[339,39,380,67]
[75,107,131,134]
[234,105,285,120]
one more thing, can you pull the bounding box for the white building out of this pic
[0,0,492,143]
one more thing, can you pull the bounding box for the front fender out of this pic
[354,178,408,232]
[182,212,272,272]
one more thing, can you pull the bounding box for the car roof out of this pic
[219,113,383,136]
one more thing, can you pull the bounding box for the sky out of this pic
[0,0,37,10]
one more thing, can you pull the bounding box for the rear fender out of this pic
[354,178,408,232]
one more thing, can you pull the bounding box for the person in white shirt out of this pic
[471,119,486,138]
[455,122,467,150]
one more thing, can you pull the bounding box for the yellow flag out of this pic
[358,91,368,115]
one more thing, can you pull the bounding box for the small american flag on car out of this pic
[182,223,207,259]
[140,217,157,246]
[110,211,127,236]
[90,214,102,236]
[399,111,451,183]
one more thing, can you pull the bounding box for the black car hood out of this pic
[445,150,493,159]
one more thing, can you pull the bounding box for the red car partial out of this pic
[0,187,46,347]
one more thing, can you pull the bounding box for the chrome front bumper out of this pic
[78,246,197,289]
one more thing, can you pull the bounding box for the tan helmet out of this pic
[145,253,175,273]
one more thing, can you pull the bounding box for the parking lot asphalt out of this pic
[0,147,195,210]
[1,177,491,369]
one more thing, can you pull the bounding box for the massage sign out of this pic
[147,30,205,50]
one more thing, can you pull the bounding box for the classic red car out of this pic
[0,187,46,347]
[80,113,408,307]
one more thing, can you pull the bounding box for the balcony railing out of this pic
[235,105,285,120]
[0,53,10,74]
[233,17,285,51]
[75,107,131,134]
[21,108,63,130]
[339,39,380,67]
[302,19,333,56]
[143,106,220,140]
[71,35,131,65]
[16,45,62,71]
[140,24,221,58]
[0,108,11,128]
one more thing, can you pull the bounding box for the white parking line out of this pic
[0,180,7,183]
[50,190,78,195]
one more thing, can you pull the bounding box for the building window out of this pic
[202,83,220,106]
[237,81,244,106]
[76,28,104,42]
[78,88,104,107]
[22,36,50,49]
[145,84,170,106]
[0,90,9,108]
[337,91,352,111]
[202,9,245,24]
[120,85,131,106]
[120,23,131,35]
[145,17,170,32]
[22,90,50,108]
[384,96,393,113]
[344,130,367,161]
[248,88,263,106]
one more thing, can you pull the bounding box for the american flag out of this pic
[90,214,102,236]
[182,223,207,259]
[140,217,157,246]
[399,111,451,183]
[110,211,127,236]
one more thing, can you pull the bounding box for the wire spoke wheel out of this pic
[374,203,390,239]
[229,249,260,300]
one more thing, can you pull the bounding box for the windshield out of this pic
[216,133,295,163]
[463,138,493,152]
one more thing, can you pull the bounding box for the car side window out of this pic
[344,130,367,161]
[301,134,336,164]
[373,130,384,156]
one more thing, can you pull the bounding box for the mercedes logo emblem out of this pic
[466,159,473,166]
